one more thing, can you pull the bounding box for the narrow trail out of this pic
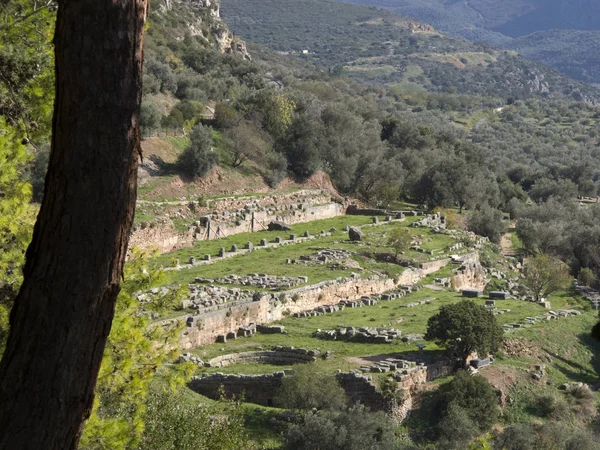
[500,221,517,257]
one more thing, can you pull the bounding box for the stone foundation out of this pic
[207,347,318,368]
[188,358,456,420]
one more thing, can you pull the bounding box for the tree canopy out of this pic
[522,253,572,302]
[425,300,504,361]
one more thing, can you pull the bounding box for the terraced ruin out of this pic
[130,188,595,432]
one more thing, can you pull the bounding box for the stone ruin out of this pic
[291,285,424,318]
[402,297,435,308]
[194,273,308,290]
[267,221,292,231]
[575,281,600,308]
[181,285,257,309]
[313,326,401,344]
[180,346,319,369]
[348,226,364,241]
[256,324,286,334]
[502,309,581,332]
[411,212,446,230]
[286,248,354,266]
[207,346,319,368]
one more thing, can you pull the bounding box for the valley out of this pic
[329,0,600,84]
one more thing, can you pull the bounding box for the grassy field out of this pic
[155,216,460,286]
[188,287,578,376]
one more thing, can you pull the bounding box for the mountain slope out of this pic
[334,0,600,84]
[221,0,599,101]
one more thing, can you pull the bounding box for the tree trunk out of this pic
[0,1,147,449]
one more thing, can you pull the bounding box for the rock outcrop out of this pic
[158,0,250,60]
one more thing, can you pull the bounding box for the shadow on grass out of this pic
[542,331,600,385]
[403,388,443,445]
[148,154,180,176]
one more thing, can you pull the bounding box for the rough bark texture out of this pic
[0,1,147,449]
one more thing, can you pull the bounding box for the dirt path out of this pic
[500,222,517,257]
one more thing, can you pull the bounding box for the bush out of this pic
[578,267,597,287]
[284,405,406,450]
[532,394,569,420]
[265,151,288,187]
[436,370,499,433]
[466,206,507,244]
[437,402,477,449]
[177,124,219,179]
[493,423,537,450]
[140,102,161,132]
[276,364,347,411]
[425,300,504,361]
[140,388,249,450]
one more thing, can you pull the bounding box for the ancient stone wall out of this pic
[179,258,454,348]
[129,224,193,253]
[207,347,318,368]
[189,360,455,419]
[200,202,343,240]
[336,372,387,411]
[130,201,343,253]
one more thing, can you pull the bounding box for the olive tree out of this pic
[522,253,571,301]
[425,300,504,362]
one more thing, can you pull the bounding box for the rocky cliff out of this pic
[157,0,250,59]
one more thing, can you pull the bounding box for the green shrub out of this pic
[276,364,347,411]
[177,124,219,179]
[284,405,404,450]
[436,370,499,433]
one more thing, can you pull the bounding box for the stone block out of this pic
[348,226,364,241]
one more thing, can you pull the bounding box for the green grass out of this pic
[183,387,284,448]
[153,217,459,286]
[163,136,190,152]
[189,287,567,376]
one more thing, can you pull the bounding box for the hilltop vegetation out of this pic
[222,0,599,99]
[118,0,600,284]
[336,0,600,84]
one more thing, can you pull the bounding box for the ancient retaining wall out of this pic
[129,224,193,253]
[200,202,343,240]
[207,347,318,368]
[130,202,343,253]
[189,360,456,419]
[336,372,388,411]
[179,257,453,348]
[450,253,487,291]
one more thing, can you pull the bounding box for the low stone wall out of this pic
[179,257,454,348]
[207,347,318,368]
[129,224,193,253]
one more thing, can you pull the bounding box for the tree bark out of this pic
[0,1,147,449]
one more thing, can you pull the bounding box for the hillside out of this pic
[5,0,600,448]
[335,0,600,84]
[221,0,600,100]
